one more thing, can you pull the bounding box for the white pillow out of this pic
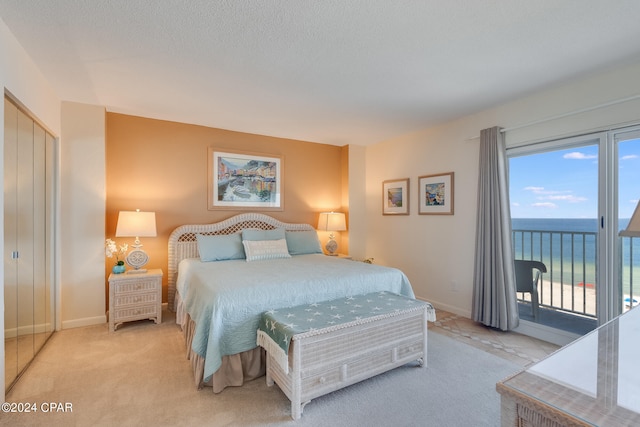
[242,239,291,262]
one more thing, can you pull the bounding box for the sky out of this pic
[509,137,640,219]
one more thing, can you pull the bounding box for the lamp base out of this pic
[125,248,150,271]
[325,237,338,256]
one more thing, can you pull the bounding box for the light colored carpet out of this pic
[4,310,520,426]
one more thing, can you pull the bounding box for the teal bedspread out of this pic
[176,254,415,383]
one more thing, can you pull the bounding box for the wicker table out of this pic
[108,269,163,332]
[497,306,640,426]
[257,292,433,419]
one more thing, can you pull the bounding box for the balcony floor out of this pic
[517,302,597,336]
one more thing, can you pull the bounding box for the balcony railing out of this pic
[512,229,639,322]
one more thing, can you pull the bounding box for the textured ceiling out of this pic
[1,0,640,146]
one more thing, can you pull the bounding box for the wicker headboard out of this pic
[167,213,315,311]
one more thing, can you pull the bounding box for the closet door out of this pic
[3,99,18,387]
[16,104,36,376]
[3,97,55,392]
[44,131,55,340]
[32,122,47,352]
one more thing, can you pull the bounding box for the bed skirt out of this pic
[175,292,265,393]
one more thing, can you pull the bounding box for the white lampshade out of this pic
[115,210,157,273]
[116,210,157,239]
[317,212,347,232]
[620,201,640,237]
[317,212,347,256]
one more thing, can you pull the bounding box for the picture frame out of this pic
[418,172,454,215]
[382,178,410,215]
[208,147,284,211]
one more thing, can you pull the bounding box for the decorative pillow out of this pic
[285,230,323,255]
[196,233,245,262]
[242,239,291,262]
[242,228,286,241]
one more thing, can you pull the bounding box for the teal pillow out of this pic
[285,230,323,255]
[196,233,245,261]
[242,228,286,241]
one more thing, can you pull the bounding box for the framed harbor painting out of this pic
[208,148,284,210]
[382,178,410,215]
[418,172,454,215]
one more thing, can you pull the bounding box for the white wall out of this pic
[60,102,106,328]
[0,16,61,400]
[365,61,640,317]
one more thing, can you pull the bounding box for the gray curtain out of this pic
[472,127,519,331]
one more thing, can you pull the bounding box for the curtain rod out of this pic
[465,93,640,141]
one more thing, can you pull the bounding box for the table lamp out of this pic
[115,209,157,273]
[317,212,347,255]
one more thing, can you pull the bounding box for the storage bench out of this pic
[257,291,434,419]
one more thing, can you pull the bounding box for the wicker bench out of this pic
[257,291,433,419]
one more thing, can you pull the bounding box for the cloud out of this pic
[546,195,587,203]
[563,152,597,160]
[532,202,557,209]
[621,154,638,160]
[525,186,572,196]
[524,185,587,208]
[524,186,545,193]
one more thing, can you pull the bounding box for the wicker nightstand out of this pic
[325,253,352,260]
[108,268,163,332]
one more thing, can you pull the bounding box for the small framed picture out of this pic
[382,178,410,215]
[418,172,454,215]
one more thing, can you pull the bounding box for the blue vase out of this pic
[112,264,126,274]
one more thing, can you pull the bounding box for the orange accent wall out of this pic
[105,113,347,305]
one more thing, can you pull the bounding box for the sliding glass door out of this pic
[615,128,640,315]
[509,126,640,340]
[509,135,602,336]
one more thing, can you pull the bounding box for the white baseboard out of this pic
[62,315,107,330]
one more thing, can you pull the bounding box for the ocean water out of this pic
[512,217,630,233]
[511,218,639,294]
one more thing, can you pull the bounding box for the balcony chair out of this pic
[514,260,547,321]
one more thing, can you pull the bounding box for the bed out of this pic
[168,213,421,392]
